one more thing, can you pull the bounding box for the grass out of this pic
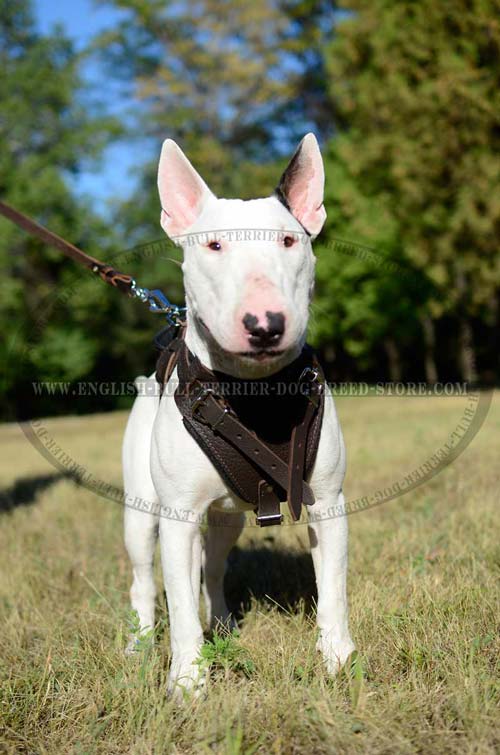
[0,393,499,754]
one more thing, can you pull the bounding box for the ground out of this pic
[0,392,499,754]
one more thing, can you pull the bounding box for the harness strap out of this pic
[187,383,315,510]
[155,327,186,391]
[0,200,134,295]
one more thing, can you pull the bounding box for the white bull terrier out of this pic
[122,133,355,696]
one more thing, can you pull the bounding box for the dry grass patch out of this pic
[0,394,499,753]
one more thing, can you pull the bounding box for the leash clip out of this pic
[130,280,187,326]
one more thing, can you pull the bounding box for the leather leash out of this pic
[0,199,186,323]
[0,200,134,294]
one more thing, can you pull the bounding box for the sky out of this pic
[34,0,116,47]
[33,0,146,212]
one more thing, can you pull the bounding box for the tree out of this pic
[87,0,341,389]
[321,0,500,382]
[92,0,336,234]
[0,0,119,418]
[311,135,430,382]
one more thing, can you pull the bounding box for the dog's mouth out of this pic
[196,317,285,363]
[235,349,285,362]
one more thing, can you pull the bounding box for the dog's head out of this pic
[158,134,326,376]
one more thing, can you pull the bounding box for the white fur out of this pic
[122,135,355,697]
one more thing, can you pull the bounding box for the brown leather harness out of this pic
[156,330,325,526]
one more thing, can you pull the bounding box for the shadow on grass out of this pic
[0,472,75,513]
[224,543,317,619]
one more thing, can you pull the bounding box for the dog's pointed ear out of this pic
[275,132,326,238]
[158,139,215,237]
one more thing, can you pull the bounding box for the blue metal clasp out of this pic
[130,280,187,326]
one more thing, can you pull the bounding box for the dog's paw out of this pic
[317,633,356,676]
[124,632,154,657]
[124,636,140,656]
[167,659,207,703]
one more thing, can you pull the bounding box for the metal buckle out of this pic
[255,512,284,527]
[299,366,320,385]
[191,386,214,415]
[191,387,229,429]
[299,366,324,403]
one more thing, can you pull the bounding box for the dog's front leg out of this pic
[202,509,244,630]
[308,491,356,675]
[159,515,205,698]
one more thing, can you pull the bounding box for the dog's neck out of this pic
[183,308,305,379]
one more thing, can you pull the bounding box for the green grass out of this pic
[0,394,499,754]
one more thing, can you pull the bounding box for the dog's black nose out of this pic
[243,311,285,349]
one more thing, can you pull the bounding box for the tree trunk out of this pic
[384,336,402,382]
[454,267,478,384]
[457,316,478,384]
[484,292,499,384]
[419,313,438,384]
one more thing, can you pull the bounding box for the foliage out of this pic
[1,0,500,420]
[94,0,335,172]
[316,0,500,380]
[86,0,338,331]
[197,628,256,679]
[311,134,431,379]
[0,0,120,418]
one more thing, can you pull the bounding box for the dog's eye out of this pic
[207,241,222,251]
[283,235,295,248]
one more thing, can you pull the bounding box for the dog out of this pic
[122,133,355,696]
